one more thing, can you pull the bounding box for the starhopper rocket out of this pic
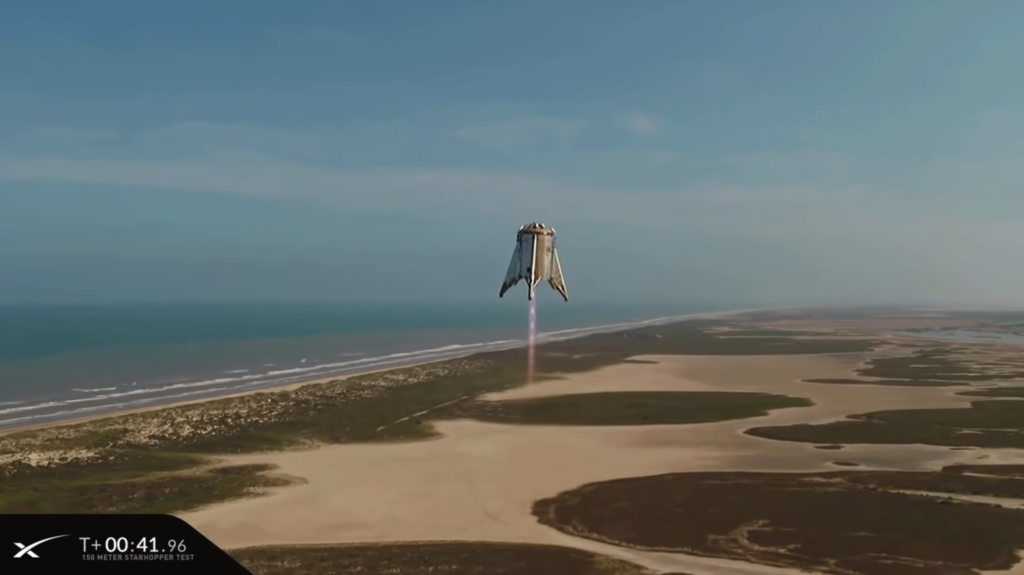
[499,222,568,301]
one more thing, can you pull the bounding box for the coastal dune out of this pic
[181,351,995,574]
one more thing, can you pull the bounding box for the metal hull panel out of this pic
[499,223,568,301]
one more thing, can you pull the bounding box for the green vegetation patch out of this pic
[943,310,1024,324]
[735,307,907,321]
[705,329,834,337]
[845,469,1024,499]
[942,464,1024,478]
[441,391,812,426]
[532,470,1024,575]
[0,460,289,514]
[957,387,1024,398]
[847,350,1024,383]
[230,541,663,575]
[546,320,877,357]
[856,352,993,381]
[805,377,967,387]
[746,400,1024,449]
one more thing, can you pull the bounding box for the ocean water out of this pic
[0,301,727,429]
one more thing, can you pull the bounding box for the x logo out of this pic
[13,543,38,558]
[12,535,69,558]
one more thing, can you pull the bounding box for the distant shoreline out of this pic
[0,308,760,435]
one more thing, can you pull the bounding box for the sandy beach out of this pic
[180,350,1012,574]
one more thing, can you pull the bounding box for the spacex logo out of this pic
[13,534,70,558]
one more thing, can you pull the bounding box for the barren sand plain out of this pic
[181,348,1020,574]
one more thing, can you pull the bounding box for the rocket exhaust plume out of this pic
[527,297,537,383]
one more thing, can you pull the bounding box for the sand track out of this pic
[181,353,1016,574]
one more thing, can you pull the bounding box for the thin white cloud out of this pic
[620,111,664,135]
[140,121,326,157]
[646,149,680,165]
[267,26,353,46]
[452,116,585,148]
[721,151,856,174]
[1,120,417,165]
[719,151,858,182]
[21,125,121,143]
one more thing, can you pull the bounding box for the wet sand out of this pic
[180,352,1012,574]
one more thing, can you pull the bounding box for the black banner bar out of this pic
[0,514,250,574]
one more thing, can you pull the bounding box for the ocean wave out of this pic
[73,387,118,393]
[0,386,242,427]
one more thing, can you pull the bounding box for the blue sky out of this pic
[1,1,1023,305]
